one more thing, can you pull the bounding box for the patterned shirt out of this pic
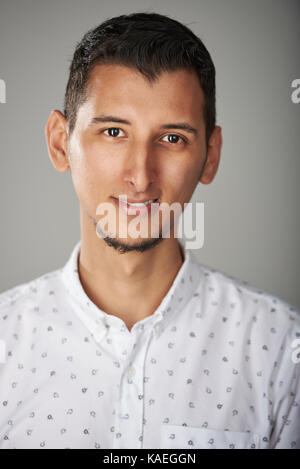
[0,239,299,449]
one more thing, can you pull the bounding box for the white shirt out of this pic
[0,239,299,449]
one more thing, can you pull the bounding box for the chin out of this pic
[100,233,164,254]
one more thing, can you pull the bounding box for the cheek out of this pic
[69,140,115,205]
[161,157,200,202]
[82,140,126,181]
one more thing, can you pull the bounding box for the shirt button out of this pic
[154,322,164,335]
[126,366,136,379]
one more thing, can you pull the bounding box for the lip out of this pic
[111,197,160,216]
[117,197,159,204]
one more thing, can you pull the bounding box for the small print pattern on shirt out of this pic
[0,239,300,449]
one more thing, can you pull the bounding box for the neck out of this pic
[77,222,184,331]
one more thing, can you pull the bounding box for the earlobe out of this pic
[45,110,70,173]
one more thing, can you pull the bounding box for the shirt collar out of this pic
[61,239,203,339]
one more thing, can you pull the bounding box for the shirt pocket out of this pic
[160,424,261,449]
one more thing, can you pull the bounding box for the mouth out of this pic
[111,197,160,216]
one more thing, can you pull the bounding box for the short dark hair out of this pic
[63,12,216,146]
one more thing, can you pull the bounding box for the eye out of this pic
[161,134,186,144]
[102,127,125,138]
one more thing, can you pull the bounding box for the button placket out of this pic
[113,327,154,449]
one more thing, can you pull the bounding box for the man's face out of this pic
[66,64,210,252]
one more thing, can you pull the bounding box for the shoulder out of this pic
[0,268,63,335]
[194,259,300,341]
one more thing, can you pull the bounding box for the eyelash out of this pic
[101,127,187,144]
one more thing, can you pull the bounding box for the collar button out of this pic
[154,321,164,336]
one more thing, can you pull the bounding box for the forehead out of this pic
[83,63,205,123]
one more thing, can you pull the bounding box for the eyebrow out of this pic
[89,114,199,137]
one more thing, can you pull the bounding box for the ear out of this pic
[199,125,222,184]
[45,110,69,173]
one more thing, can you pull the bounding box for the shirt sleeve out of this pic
[269,322,300,449]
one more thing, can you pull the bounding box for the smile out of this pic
[112,197,160,216]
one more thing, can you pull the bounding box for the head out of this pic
[45,12,222,254]
[64,12,217,146]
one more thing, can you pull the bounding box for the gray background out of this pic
[0,0,299,309]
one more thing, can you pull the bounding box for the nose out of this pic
[123,141,156,193]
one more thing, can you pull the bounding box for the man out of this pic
[0,12,299,450]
